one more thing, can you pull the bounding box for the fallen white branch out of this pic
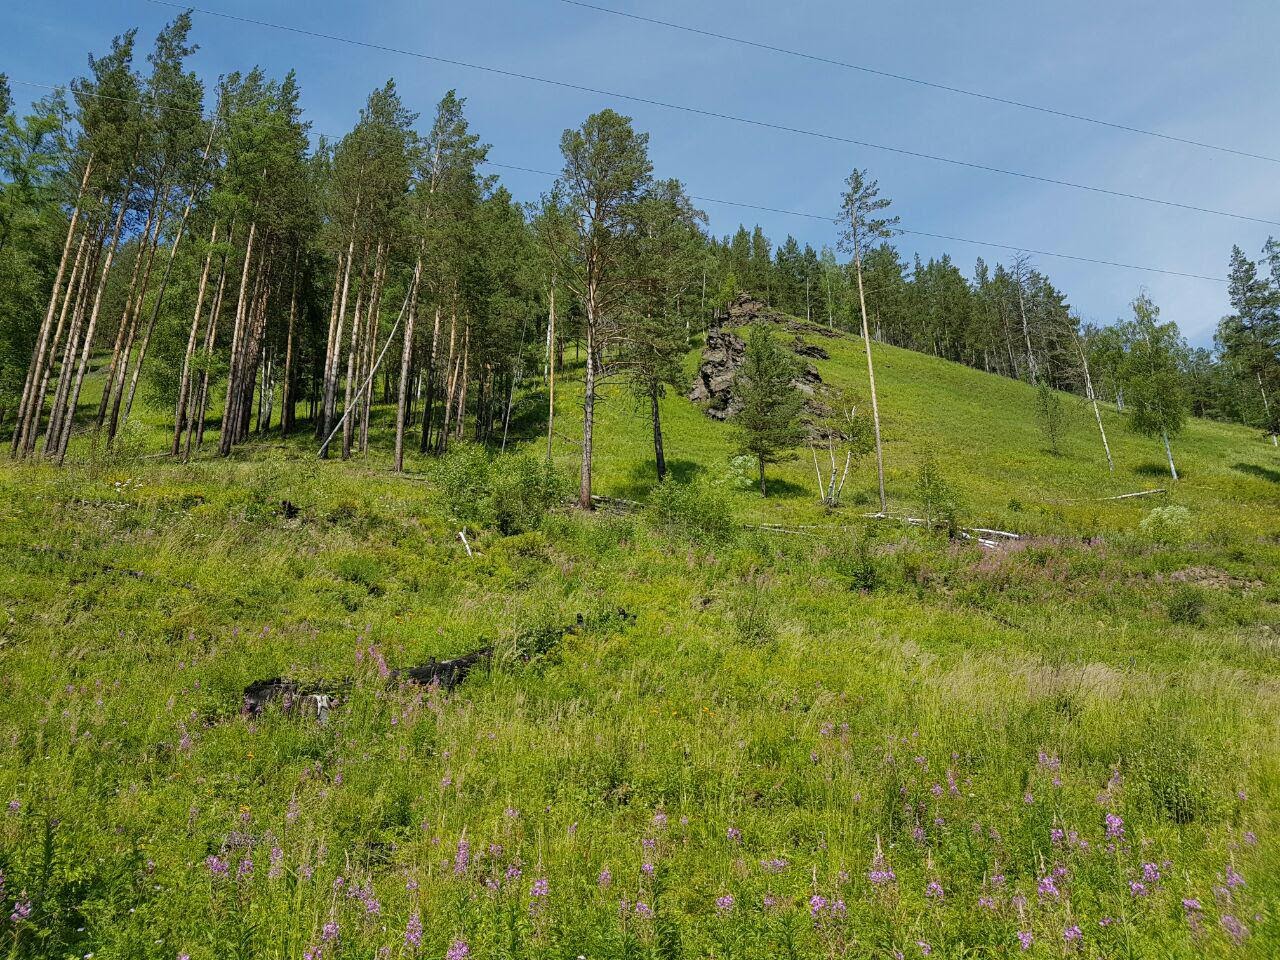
[457,528,473,558]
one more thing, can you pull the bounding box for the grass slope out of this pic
[1,322,1278,959]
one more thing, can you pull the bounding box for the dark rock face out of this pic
[688,295,829,426]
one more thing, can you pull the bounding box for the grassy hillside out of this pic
[1,323,1278,959]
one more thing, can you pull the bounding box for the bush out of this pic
[832,528,881,591]
[1138,504,1193,546]
[916,453,961,537]
[1166,584,1207,625]
[437,446,567,536]
[645,478,735,543]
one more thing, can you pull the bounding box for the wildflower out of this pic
[406,878,419,892]
[925,881,944,901]
[1064,925,1082,944]
[1016,931,1033,951]
[726,826,742,843]
[761,857,787,873]
[1182,898,1202,912]
[916,942,932,956]
[405,913,423,949]
[1142,862,1160,883]
[715,893,735,914]
[597,867,612,888]
[205,855,229,877]
[1129,880,1147,897]
[504,807,519,819]
[1037,875,1059,900]
[446,940,470,960]
[641,837,656,851]
[10,895,32,923]
[505,865,522,882]
[322,921,339,942]
[531,877,549,899]
[1105,812,1124,840]
[1220,915,1247,944]
[652,811,668,828]
[868,849,895,886]
[1098,917,1115,927]
[763,894,777,909]
[1023,792,1034,805]
[641,862,654,876]
[268,846,284,880]
[830,898,846,917]
[635,901,653,919]
[237,858,253,879]
[454,839,470,875]
[1051,827,1065,845]
[1225,867,1245,889]
[809,895,828,916]
[1243,830,1257,846]
[978,896,996,910]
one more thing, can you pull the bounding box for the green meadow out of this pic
[2,323,1278,959]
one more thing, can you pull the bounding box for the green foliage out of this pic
[915,453,961,536]
[438,445,566,535]
[1123,293,1189,441]
[1166,584,1207,625]
[1034,382,1067,455]
[733,323,805,495]
[644,477,735,543]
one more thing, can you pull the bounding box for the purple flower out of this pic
[978,895,996,910]
[269,846,284,880]
[641,862,654,876]
[446,939,470,960]
[715,893,735,914]
[237,857,253,879]
[205,855,229,877]
[1129,880,1147,897]
[1037,875,1059,900]
[1142,862,1160,883]
[1182,898,1202,912]
[531,877,549,899]
[726,826,742,843]
[868,850,895,886]
[1064,925,1082,943]
[405,913,423,949]
[634,901,654,919]
[1105,812,1125,840]
[761,857,787,873]
[1225,866,1245,889]
[454,839,470,875]
[652,811,668,828]
[1016,931,1033,951]
[9,896,32,923]
[763,894,778,909]
[322,921,339,942]
[1220,915,1247,944]
[925,880,944,901]
[7,799,20,814]
[916,942,932,956]
[597,866,612,887]
[505,864,522,882]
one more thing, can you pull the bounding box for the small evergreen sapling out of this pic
[733,323,805,496]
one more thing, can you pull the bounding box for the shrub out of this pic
[1138,504,1193,546]
[645,478,735,543]
[437,446,567,535]
[916,453,961,537]
[1166,584,1207,625]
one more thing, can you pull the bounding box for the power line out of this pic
[485,162,1227,284]
[5,79,1228,284]
[560,0,1280,166]
[145,0,1280,229]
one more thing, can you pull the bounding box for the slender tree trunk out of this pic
[219,220,257,455]
[394,255,423,471]
[1257,371,1277,446]
[758,454,767,497]
[579,289,598,510]
[190,231,232,457]
[854,245,887,515]
[105,204,166,442]
[340,250,370,461]
[1075,335,1114,474]
[321,198,360,447]
[97,192,159,432]
[281,266,298,434]
[454,325,470,440]
[317,249,345,440]
[1162,428,1178,481]
[172,221,219,454]
[546,283,556,462]
[18,226,89,456]
[436,305,458,454]
[421,304,442,453]
[1017,281,1038,385]
[13,157,94,454]
[651,386,666,481]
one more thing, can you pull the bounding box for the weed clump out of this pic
[438,446,566,535]
[645,478,735,543]
[1139,504,1194,546]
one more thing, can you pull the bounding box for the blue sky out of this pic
[6,0,1279,345]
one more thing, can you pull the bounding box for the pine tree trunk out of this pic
[394,255,423,472]
[579,289,597,510]
[546,283,556,462]
[317,249,345,440]
[854,247,887,515]
[1075,335,1114,474]
[420,304,442,453]
[189,232,232,457]
[340,252,370,461]
[172,221,219,454]
[12,155,94,455]
[219,220,258,455]
[651,386,666,481]
[18,226,89,456]
[281,267,298,434]
[321,199,360,447]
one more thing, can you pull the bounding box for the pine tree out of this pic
[734,322,804,496]
[838,168,898,515]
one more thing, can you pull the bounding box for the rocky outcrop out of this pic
[688,294,829,424]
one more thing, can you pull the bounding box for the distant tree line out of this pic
[0,13,1275,494]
